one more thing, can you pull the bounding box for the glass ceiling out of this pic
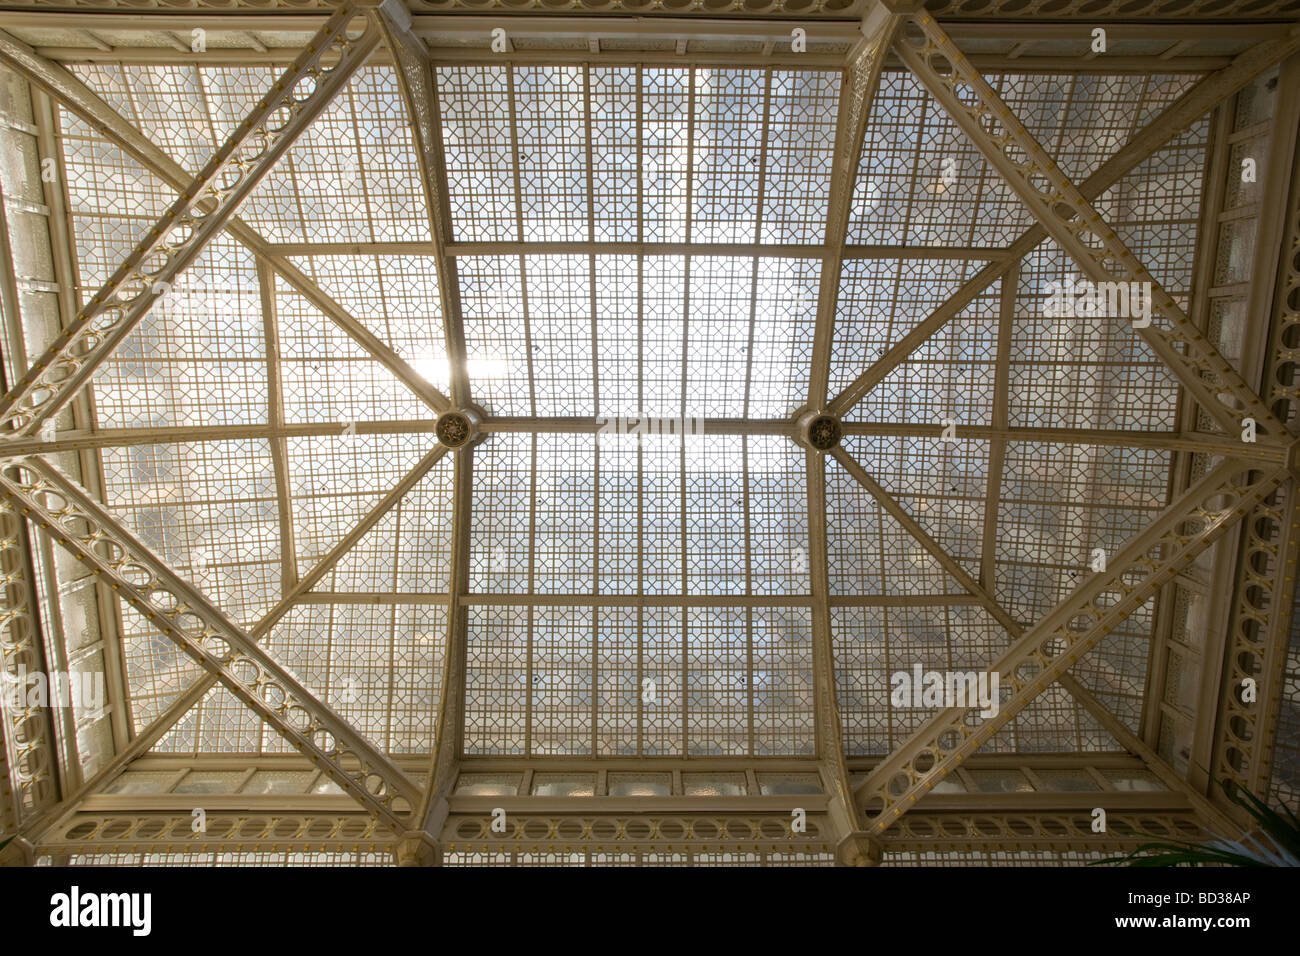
[49,58,1210,763]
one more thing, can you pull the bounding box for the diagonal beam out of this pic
[831,405,1265,832]
[806,450,875,865]
[832,440,1211,792]
[0,7,381,440]
[252,444,449,640]
[827,257,1014,419]
[57,442,455,812]
[830,445,1023,637]
[66,443,448,808]
[376,0,470,410]
[11,437,453,838]
[0,27,449,418]
[265,253,450,414]
[827,30,1300,419]
[808,5,899,409]
[0,459,423,832]
[1059,673,1241,838]
[894,12,1284,440]
[853,456,1288,834]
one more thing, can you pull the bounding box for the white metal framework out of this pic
[0,0,1297,867]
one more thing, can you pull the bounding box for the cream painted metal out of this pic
[0,0,1295,24]
[832,446,1022,635]
[0,0,1297,868]
[800,6,900,868]
[807,6,898,410]
[1211,71,1300,807]
[827,31,1300,419]
[414,449,473,849]
[806,452,874,863]
[39,810,397,857]
[0,27,450,416]
[831,442,1246,838]
[43,443,454,823]
[838,423,1287,461]
[0,459,423,832]
[0,5,381,440]
[375,3,478,856]
[0,481,59,824]
[854,458,1288,833]
[0,421,1286,462]
[894,11,1288,440]
[377,0,470,409]
[880,809,1206,854]
[253,446,450,640]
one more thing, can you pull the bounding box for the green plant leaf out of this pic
[1092,783,1300,867]
[1220,780,1300,860]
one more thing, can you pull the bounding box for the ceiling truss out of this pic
[0,0,1297,866]
[0,25,452,418]
[0,457,424,831]
[0,4,385,440]
[828,27,1300,421]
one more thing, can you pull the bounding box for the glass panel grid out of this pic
[464,600,814,757]
[39,41,1208,806]
[102,440,281,631]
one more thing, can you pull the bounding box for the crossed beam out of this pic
[0,2,1295,853]
[828,10,1300,839]
[851,455,1288,833]
[827,23,1300,426]
[0,21,450,421]
[16,443,449,840]
[0,5,446,837]
[0,6,402,440]
[0,457,423,833]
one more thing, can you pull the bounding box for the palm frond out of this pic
[1090,780,1300,867]
[1221,780,1300,859]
